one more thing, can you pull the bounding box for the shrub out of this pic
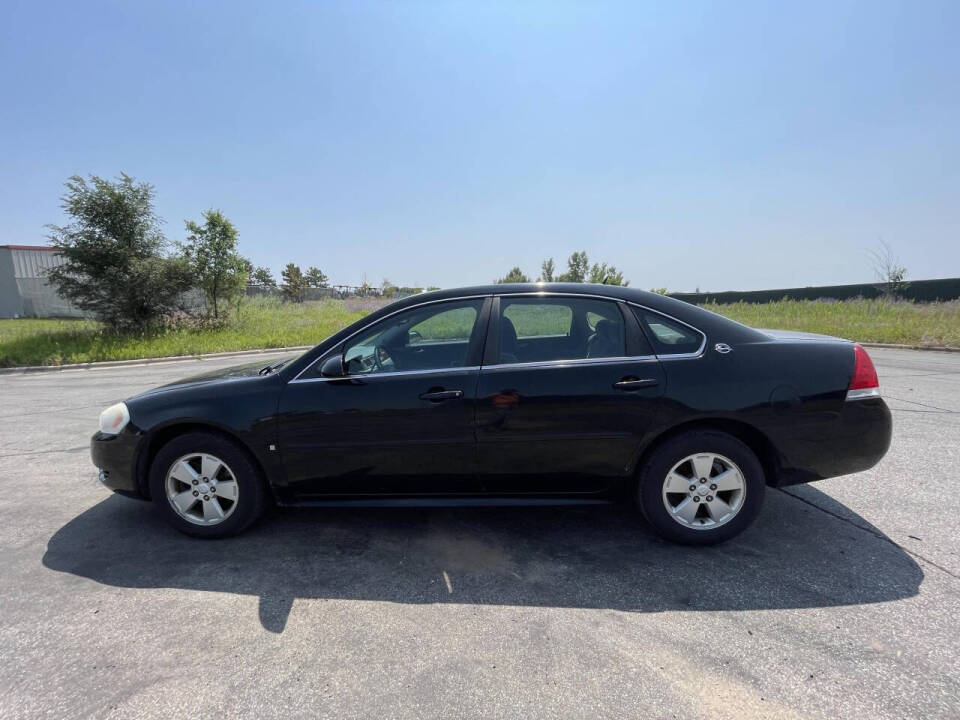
[45,174,193,330]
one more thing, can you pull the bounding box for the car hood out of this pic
[759,328,848,343]
[130,359,278,399]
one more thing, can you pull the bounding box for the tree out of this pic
[305,266,329,288]
[548,251,629,285]
[251,266,276,287]
[867,241,909,297]
[381,278,400,296]
[497,266,531,283]
[497,251,629,286]
[281,263,307,303]
[557,251,590,282]
[589,262,628,286]
[649,287,669,295]
[45,174,193,330]
[181,209,247,319]
[539,258,555,282]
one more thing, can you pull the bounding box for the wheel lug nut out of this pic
[192,479,198,485]
[203,495,209,501]
[700,478,707,484]
[693,496,700,503]
[192,490,199,496]
[706,495,714,502]
[710,484,717,491]
[689,485,696,492]
[211,487,216,493]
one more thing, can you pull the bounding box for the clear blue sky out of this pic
[2,1,958,291]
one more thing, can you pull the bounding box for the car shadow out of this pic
[43,486,922,633]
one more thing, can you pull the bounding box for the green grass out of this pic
[411,306,479,340]
[0,296,365,367]
[1,296,957,368]
[504,303,573,337]
[704,298,960,348]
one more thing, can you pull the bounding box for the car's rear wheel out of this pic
[148,431,268,538]
[637,430,765,545]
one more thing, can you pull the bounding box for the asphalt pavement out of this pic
[0,348,958,719]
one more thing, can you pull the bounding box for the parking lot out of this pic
[0,347,958,719]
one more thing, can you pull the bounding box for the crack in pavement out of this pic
[0,404,102,419]
[884,371,960,379]
[887,408,960,416]
[779,488,960,582]
[0,446,88,459]
[883,395,957,413]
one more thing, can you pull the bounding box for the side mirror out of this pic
[320,355,345,378]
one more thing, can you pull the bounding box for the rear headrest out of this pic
[593,319,618,341]
[501,316,518,347]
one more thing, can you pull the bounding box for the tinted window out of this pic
[636,310,703,355]
[498,297,625,364]
[409,306,478,343]
[343,299,483,375]
[503,302,572,338]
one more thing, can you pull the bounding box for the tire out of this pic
[636,430,765,545]
[148,431,269,538]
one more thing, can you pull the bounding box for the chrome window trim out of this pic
[499,291,628,302]
[481,355,658,372]
[291,292,709,382]
[290,365,483,384]
[292,355,660,383]
[291,294,492,382]
[626,302,707,360]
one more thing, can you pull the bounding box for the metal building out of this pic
[0,245,84,318]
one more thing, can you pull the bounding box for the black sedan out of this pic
[91,283,891,544]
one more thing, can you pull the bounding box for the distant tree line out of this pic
[497,251,628,286]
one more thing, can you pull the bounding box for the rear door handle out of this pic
[613,378,659,390]
[419,389,464,401]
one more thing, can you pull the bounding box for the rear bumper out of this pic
[773,397,892,487]
[91,430,147,499]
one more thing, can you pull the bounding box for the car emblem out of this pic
[714,343,732,354]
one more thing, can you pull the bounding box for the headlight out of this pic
[99,402,130,435]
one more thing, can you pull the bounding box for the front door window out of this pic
[342,299,484,375]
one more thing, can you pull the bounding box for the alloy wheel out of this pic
[661,452,746,531]
[165,453,240,526]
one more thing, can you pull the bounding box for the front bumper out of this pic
[91,430,146,499]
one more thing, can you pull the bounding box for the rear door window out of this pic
[498,297,625,364]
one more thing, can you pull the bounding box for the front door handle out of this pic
[419,389,464,401]
[613,377,659,390]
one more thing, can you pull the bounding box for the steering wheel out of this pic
[373,344,395,372]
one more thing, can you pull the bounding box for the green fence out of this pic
[670,277,960,305]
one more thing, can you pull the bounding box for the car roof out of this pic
[406,282,647,303]
[390,283,690,318]
[390,282,766,341]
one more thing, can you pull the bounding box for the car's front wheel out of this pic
[636,430,765,545]
[148,431,268,538]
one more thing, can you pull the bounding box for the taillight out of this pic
[847,343,880,400]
